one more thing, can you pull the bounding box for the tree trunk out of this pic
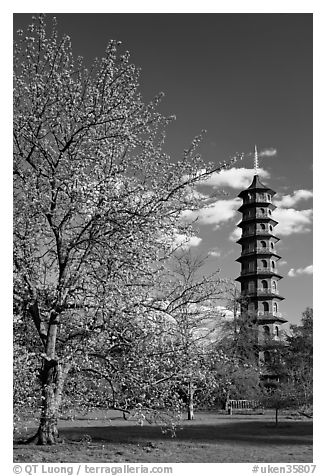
[225,389,231,413]
[35,360,70,445]
[187,380,194,420]
[26,304,69,445]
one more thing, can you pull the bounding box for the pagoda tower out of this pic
[235,147,287,361]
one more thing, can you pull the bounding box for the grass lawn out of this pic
[13,410,312,463]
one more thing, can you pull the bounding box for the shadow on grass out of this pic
[55,420,312,447]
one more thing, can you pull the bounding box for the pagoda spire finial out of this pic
[254,145,259,174]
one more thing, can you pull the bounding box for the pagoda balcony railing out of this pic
[257,287,279,295]
[242,213,273,221]
[243,198,257,204]
[257,311,283,318]
[241,247,276,256]
[257,267,278,273]
[242,230,274,237]
[243,196,272,204]
[242,288,279,296]
[241,267,278,275]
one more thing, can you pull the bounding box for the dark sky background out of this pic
[13,13,313,324]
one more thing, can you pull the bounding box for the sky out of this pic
[13,13,313,325]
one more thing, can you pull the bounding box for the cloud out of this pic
[160,228,203,250]
[288,265,313,277]
[214,306,235,320]
[274,189,313,208]
[229,227,242,242]
[259,148,277,158]
[271,189,313,236]
[199,167,270,189]
[174,233,202,249]
[278,260,288,266]
[198,199,241,227]
[273,208,313,236]
[182,198,241,228]
[208,249,221,258]
[185,187,209,201]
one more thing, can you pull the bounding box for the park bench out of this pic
[226,399,260,415]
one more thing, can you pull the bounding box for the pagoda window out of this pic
[261,259,268,268]
[272,280,277,291]
[260,240,267,248]
[267,194,271,201]
[268,209,272,215]
[260,208,265,215]
[269,225,273,232]
[261,280,268,289]
[262,302,269,312]
[260,223,266,230]
[248,281,255,292]
[273,302,278,313]
[275,326,279,337]
[270,242,274,249]
[271,260,275,269]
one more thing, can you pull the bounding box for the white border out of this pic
[3,2,324,473]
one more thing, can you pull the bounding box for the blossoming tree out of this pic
[14,15,240,444]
